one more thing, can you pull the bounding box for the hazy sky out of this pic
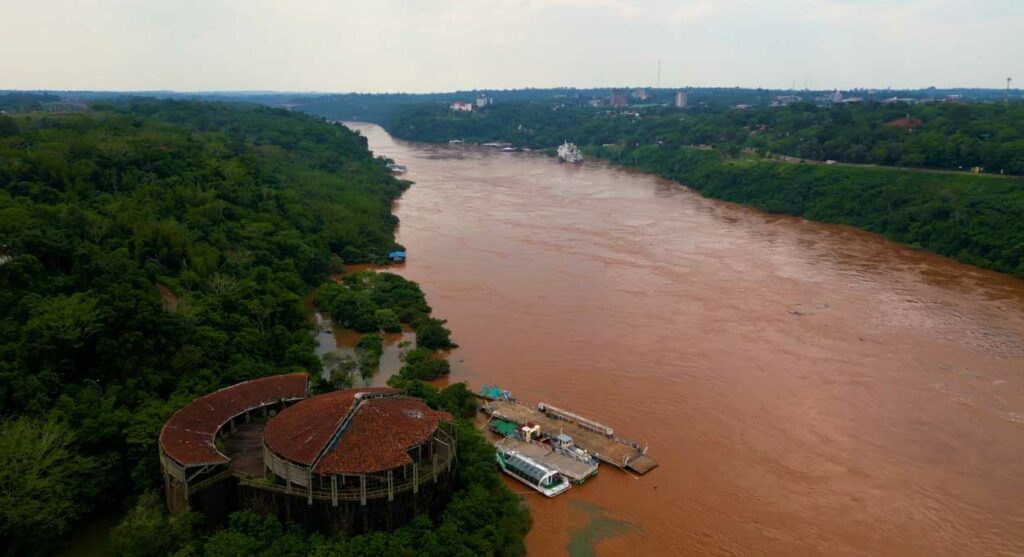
[2,0,1021,92]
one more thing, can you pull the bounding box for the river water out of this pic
[346,123,1024,557]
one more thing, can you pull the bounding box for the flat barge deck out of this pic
[482,400,658,475]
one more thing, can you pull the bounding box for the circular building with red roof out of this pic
[159,378,456,534]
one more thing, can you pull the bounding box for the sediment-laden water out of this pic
[347,123,1024,557]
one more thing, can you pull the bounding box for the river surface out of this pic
[346,123,1024,557]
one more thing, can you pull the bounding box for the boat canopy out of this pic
[505,452,558,487]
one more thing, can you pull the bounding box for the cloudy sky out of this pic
[1,0,1021,92]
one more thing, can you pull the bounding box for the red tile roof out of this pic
[317,398,452,475]
[263,387,396,465]
[160,373,308,467]
[263,388,452,475]
[887,117,923,129]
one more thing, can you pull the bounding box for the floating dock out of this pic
[481,399,658,475]
[495,437,598,484]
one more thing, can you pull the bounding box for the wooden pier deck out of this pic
[482,400,658,475]
[496,437,598,484]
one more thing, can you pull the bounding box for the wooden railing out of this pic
[239,446,453,504]
[188,469,233,495]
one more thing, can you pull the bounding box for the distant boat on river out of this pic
[387,251,406,263]
[557,142,583,163]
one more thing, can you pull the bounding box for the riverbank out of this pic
[384,110,1024,279]
[393,135,1024,278]
[589,144,1024,277]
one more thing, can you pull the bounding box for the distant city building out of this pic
[771,95,801,107]
[674,91,689,108]
[631,88,648,101]
[830,90,843,104]
[610,89,629,107]
[449,101,473,112]
[475,95,492,108]
[587,98,607,107]
[881,97,918,105]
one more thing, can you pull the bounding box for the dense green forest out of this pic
[388,101,1024,175]
[387,101,1024,277]
[0,92,63,113]
[0,100,527,556]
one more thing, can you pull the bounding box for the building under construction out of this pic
[159,374,456,534]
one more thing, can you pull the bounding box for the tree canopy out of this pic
[0,99,416,554]
[388,100,1024,175]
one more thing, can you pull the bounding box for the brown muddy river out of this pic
[347,123,1024,557]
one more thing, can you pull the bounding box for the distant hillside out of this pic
[287,87,1023,123]
[0,92,62,112]
[10,86,1019,124]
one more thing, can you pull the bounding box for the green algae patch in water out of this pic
[565,500,637,557]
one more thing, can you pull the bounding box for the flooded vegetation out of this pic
[313,312,416,387]
[350,123,1024,557]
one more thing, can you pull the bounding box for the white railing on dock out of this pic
[537,403,614,437]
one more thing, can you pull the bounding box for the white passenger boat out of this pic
[557,142,583,163]
[495,446,571,497]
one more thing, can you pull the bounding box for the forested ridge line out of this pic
[386,100,1024,175]
[0,100,529,557]
[387,102,1024,278]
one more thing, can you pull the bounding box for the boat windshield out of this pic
[541,474,566,489]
